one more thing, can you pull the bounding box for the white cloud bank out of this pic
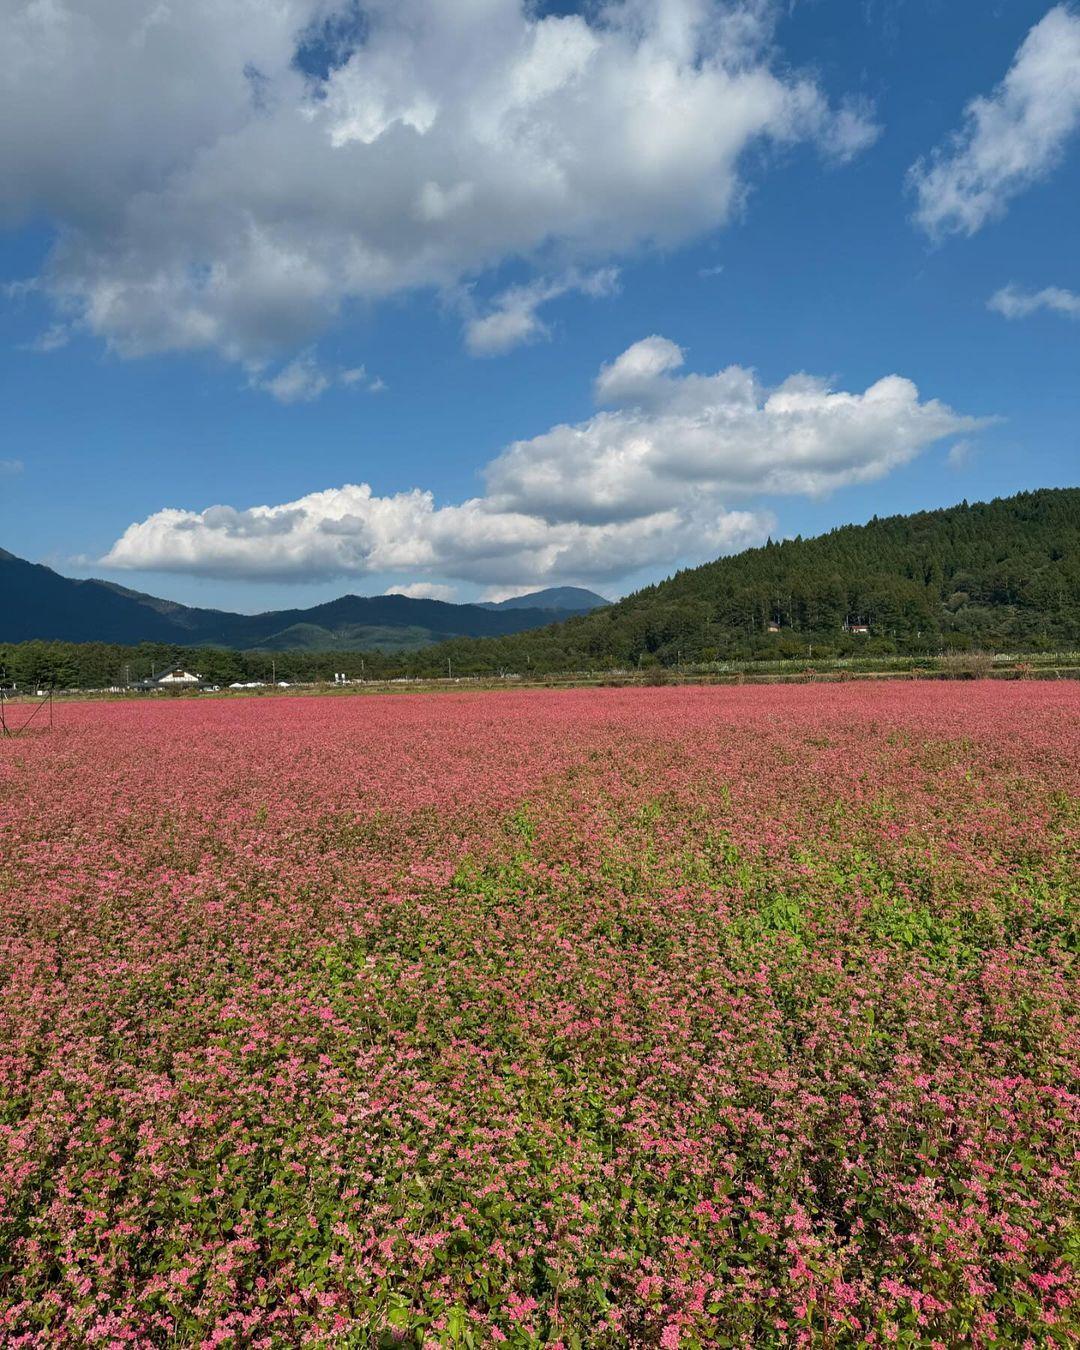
[989,283,1080,319]
[910,5,1080,237]
[101,336,986,587]
[3,0,876,376]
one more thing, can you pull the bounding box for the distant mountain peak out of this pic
[479,587,610,612]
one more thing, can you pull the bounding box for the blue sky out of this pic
[1,0,1077,611]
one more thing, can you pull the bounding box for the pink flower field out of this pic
[1,683,1077,1348]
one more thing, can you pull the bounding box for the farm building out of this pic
[849,624,870,636]
[155,669,201,687]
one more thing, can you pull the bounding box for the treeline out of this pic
[0,642,386,691]
[2,489,1078,688]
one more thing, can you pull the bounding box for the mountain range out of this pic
[0,550,608,650]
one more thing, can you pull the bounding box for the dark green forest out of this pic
[3,488,1078,688]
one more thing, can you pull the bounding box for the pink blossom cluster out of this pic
[0,684,1077,1346]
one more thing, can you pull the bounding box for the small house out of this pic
[849,624,870,636]
[766,622,781,633]
[156,669,201,686]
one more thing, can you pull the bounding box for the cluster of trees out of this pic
[2,489,1077,689]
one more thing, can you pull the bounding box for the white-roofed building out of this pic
[156,669,201,686]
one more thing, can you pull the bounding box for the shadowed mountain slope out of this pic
[0,553,602,649]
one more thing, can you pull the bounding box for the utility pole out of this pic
[447,657,452,679]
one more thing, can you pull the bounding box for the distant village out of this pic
[131,666,381,691]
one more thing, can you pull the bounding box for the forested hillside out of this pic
[419,488,1079,672]
[2,489,1077,687]
[393,488,1080,674]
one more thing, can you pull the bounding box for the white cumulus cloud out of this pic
[989,282,1080,319]
[909,5,1080,237]
[485,336,990,523]
[463,268,620,357]
[101,481,771,586]
[385,582,458,601]
[2,0,877,374]
[100,335,985,588]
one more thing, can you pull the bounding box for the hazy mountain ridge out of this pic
[477,587,609,612]
[0,555,604,650]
